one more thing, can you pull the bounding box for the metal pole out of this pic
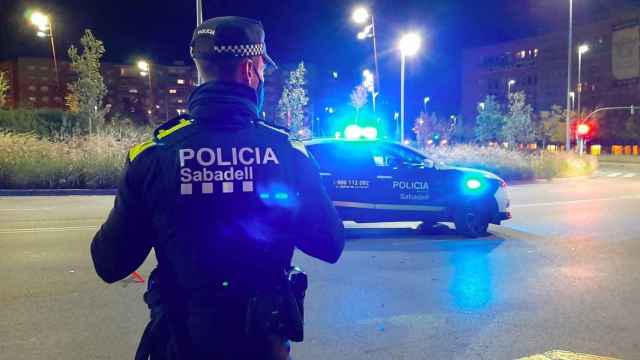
[565,0,573,151]
[148,68,154,122]
[400,53,406,143]
[577,50,583,119]
[196,0,204,85]
[371,15,380,113]
[49,22,60,91]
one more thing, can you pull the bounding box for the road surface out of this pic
[1,172,639,359]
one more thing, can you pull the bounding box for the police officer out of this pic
[91,16,345,360]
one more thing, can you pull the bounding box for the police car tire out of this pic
[454,201,489,238]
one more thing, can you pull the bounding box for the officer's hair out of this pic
[194,57,244,82]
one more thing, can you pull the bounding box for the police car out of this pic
[304,139,511,237]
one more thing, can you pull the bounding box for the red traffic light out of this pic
[576,123,591,136]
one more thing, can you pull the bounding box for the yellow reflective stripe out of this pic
[157,119,192,139]
[291,140,309,157]
[128,140,156,162]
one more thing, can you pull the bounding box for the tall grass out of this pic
[0,126,149,189]
[423,144,597,181]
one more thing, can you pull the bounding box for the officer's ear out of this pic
[240,59,255,88]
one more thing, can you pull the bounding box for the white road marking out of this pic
[512,194,640,208]
[0,225,98,234]
[607,172,622,177]
[623,173,636,178]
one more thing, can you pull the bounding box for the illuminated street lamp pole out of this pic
[353,6,380,112]
[565,0,574,151]
[137,60,154,121]
[423,96,430,113]
[30,11,60,90]
[577,44,590,119]
[398,33,421,143]
[507,79,516,94]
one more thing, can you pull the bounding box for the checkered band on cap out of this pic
[212,43,265,57]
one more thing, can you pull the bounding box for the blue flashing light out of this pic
[275,192,289,200]
[362,126,378,140]
[466,179,483,190]
[344,124,362,139]
[462,177,487,195]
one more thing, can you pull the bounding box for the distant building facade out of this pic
[0,57,195,124]
[462,8,640,142]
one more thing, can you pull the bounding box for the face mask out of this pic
[251,63,265,115]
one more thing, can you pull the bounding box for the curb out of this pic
[0,189,117,196]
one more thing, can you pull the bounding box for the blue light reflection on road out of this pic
[445,241,498,312]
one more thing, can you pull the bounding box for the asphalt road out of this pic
[2,171,640,359]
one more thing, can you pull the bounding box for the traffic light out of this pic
[576,123,591,136]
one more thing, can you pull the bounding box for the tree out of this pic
[0,71,9,108]
[475,95,505,143]
[413,112,455,149]
[277,61,309,136]
[503,91,536,146]
[66,29,108,133]
[350,85,368,123]
[538,105,566,148]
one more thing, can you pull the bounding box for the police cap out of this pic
[190,16,277,69]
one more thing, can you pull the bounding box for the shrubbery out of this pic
[424,144,597,181]
[0,127,149,189]
[0,109,84,138]
[0,128,598,189]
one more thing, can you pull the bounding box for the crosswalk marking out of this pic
[607,172,622,177]
[623,173,635,178]
[517,350,620,360]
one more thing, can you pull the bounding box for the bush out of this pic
[0,126,149,189]
[423,145,597,181]
[0,109,85,138]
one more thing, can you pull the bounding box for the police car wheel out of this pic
[454,201,489,238]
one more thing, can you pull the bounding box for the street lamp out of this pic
[507,79,516,94]
[577,44,590,118]
[29,11,59,90]
[352,6,380,112]
[137,60,154,121]
[423,96,430,113]
[565,0,574,151]
[398,32,421,143]
[569,91,575,112]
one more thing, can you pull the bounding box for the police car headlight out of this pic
[465,179,483,190]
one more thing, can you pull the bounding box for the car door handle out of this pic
[376,175,393,179]
[320,172,333,176]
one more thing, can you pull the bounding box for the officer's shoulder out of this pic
[254,122,311,158]
[256,121,290,139]
[128,114,195,162]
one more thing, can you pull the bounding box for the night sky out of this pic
[1,0,636,119]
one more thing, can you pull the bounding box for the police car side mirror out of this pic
[423,159,435,168]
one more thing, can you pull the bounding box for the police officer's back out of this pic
[91,16,345,359]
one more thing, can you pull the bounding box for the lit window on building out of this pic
[177,79,185,84]
[120,68,126,76]
[28,65,36,71]
[39,66,48,71]
[177,99,184,104]
[534,49,539,57]
[169,89,177,94]
[176,108,187,114]
[42,96,49,102]
[28,85,36,91]
[40,86,49,92]
[54,97,62,102]
[129,89,139,93]
[28,97,36,102]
